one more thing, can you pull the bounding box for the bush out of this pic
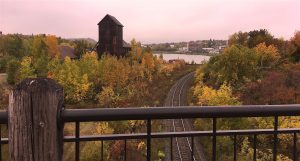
[0,55,15,73]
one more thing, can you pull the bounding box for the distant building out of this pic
[202,47,219,54]
[188,41,202,52]
[96,14,130,57]
[178,43,189,53]
[58,45,77,60]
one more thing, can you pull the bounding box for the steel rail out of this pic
[171,73,189,161]
[178,72,197,161]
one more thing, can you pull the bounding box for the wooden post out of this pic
[8,78,64,161]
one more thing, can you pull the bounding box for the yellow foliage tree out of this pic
[255,43,280,69]
[195,84,240,106]
[50,57,92,103]
[77,52,99,86]
[99,55,130,91]
[96,86,121,108]
[142,52,155,81]
[18,56,36,81]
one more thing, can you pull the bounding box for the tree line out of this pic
[192,29,300,160]
[0,34,188,161]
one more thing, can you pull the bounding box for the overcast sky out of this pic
[1,0,300,43]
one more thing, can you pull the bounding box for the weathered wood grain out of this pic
[8,78,64,161]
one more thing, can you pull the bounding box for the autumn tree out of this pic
[129,39,143,63]
[98,55,130,90]
[255,42,280,69]
[241,64,300,105]
[18,56,36,81]
[141,52,155,81]
[30,36,50,77]
[228,31,248,46]
[45,35,59,57]
[50,57,92,103]
[228,29,281,50]
[194,84,240,106]
[77,52,99,86]
[193,68,245,160]
[203,45,259,89]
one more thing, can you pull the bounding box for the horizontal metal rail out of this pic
[61,105,300,122]
[62,128,300,142]
[0,127,298,143]
[1,105,300,123]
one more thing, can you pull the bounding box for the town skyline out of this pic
[1,0,299,43]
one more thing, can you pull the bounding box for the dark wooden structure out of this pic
[96,14,130,57]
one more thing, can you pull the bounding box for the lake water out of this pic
[154,53,210,64]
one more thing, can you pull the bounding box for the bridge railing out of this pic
[0,78,299,161]
[1,105,300,161]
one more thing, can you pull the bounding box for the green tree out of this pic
[228,31,248,46]
[0,55,15,72]
[203,45,259,89]
[30,36,50,77]
[290,31,300,62]
[73,40,93,58]
[2,34,25,58]
[228,29,276,49]
[30,36,48,58]
[247,29,274,48]
[6,59,21,85]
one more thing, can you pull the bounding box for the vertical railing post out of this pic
[147,119,151,161]
[233,134,237,161]
[273,116,278,161]
[75,121,80,161]
[0,125,1,161]
[170,137,173,161]
[293,132,297,161]
[253,134,257,161]
[8,78,64,161]
[212,118,217,161]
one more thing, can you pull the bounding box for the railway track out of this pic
[164,72,207,161]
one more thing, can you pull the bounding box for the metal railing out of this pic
[0,105,300,161]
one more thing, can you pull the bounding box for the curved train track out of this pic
[164,72,207,161]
